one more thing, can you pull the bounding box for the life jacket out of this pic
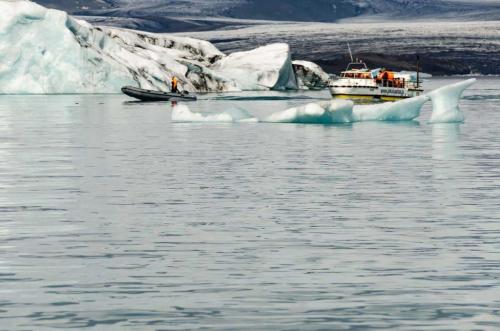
[172,77,178,89]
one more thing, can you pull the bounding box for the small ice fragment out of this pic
[171,105,258,123]
[263,100,354,124]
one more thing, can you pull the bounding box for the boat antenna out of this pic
[416,54,420,89]
[348,43,354,63]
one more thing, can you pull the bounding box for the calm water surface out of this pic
[0,78,499,330]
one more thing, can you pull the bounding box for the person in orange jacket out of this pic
[171,76,179,93]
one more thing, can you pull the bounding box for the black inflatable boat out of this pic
[121,86,197,102]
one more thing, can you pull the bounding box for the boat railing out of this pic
[378,78,406,88]
[378,78,424,89]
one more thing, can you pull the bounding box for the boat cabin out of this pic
[340,61,372,79]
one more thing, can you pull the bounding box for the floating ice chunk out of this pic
[264,100,354,124]
[352,95,430,122]
[263,94,430,125]
[214,44,298,91]
[171,105,258,123]
[293,60,330,90]
[427,78,476,123]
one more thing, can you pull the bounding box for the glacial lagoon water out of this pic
[0,78,499,330]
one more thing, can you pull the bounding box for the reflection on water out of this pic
[432,123,462,161]
[431,123,464,217]
[0,78,499,330]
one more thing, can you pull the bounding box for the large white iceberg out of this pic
[0,1,131,93]
[0,1,301,94]
[427,78,476,123]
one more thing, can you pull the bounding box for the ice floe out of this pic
[261,79,475,124]
[427,78,476,123]
[171,79,476,125]
[261,96,429,124]
[172,105,258,123]
[263,100,354,124]
[352,95,430,122]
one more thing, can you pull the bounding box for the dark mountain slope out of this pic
[33,0,500,33]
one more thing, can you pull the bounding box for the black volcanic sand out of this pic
[205,23,500,76]
[312,52,494,76]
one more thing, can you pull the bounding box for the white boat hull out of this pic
[329,86,423,101]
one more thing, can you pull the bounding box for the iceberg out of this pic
[263,94,432,124]
[352,95,430,122]
[427,78,476,123]
[0,1,304,94]
[171,78,476,126]
[213,44,298,91]
[172,105,258,123]
[264,100,354,124]
[293,60,330,90]
[350,78,474,123]
[263,95,429,124]
[0,1,133,94]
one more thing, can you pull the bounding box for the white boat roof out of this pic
[342,68,370,73]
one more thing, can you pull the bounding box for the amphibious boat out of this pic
[328,46,424,102]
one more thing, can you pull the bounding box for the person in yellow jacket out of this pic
[171,76,179,93]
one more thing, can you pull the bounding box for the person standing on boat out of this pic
[171,76,179,93]
[378,70,389,87]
